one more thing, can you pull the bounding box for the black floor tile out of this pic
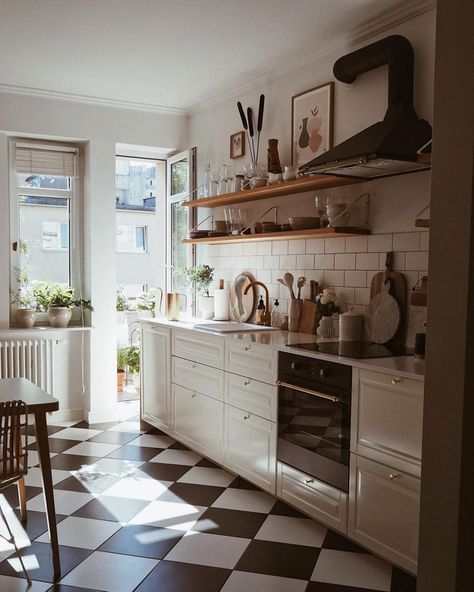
[307,583,379,591]
[86,431,139,445]
[99,524,183,559]
[168,441,190,450]
[195,457,220,468]
[54,473,120,495]
[46,585,102,592]
[191,507,267,538]
[29,438,79,454]
[134,560,231,592]
[322,530,367,554]
[49,454,101,471]
[73,420,119,431]
[138,462,192,482]
[10,509,67,540]
[2,484,42,507]
[228,476,260,490]
[270,500,307,518]
[0,541,91,583]
[72,495,149,523]
[144,427,166,435]
[105,445,160,462]
[157,482,225,506]
[391,567,417,592]
[27,424,65,436]
[236,539,320,580]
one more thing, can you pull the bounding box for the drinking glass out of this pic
[315,194,329,227]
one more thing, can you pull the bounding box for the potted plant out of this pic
[180,265,215,319]
[34,282,93,328]
[116,288,129,324]
[136,289,156,318]
[126,345,141,391]
[117,346,128,392]
[11,268,37,328]
[315,288,341,338]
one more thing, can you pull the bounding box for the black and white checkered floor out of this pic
[0,415,417,592]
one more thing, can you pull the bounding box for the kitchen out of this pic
[0,2,472,592]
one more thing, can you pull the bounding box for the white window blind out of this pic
[16,145,78,177]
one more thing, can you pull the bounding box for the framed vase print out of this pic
[291,81,334,169]
[230,131,245,159]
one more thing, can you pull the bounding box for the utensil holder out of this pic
[288,299,303,332]
[166,292,180,321]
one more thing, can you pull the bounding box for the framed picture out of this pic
[230,131,245,159]
[291,81,334,169]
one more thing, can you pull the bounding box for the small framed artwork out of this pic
[291,81,334,169]
[230,131,245,159]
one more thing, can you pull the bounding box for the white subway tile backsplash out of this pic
[354,288,371,305]
[252,256,264,269]
[345,235,368,253]
[280,255,297,270]
[272,240,288,255]
[243,242,258,256]
[218,244,231,257]
[305,270,325,283]
[368,234,392,253]
[314,254,335,269]
[366,270,379,287]
[306,238,325,253]
[335,253,355,270]
[420,231,429,251]
[288,239,306,254]
[356,252,379,270]
[324,270,344,286]
[230,243,244,256]
[264,255,280,269]
[324,237,346,253]
[258,269,272,283]
[296,254,314,269]
[257,242,272,255]
[406,251,429,271]
[345,270,367,287]
[272,269,283,283]
[392,251,406,271]
[393,232,420,252]
[334,288,355,305]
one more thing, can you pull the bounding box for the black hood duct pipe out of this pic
[299,35,432,179]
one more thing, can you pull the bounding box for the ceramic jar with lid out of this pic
[339,308,364,341]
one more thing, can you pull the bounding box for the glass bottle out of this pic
[256,295,266,325]
[271,299,281,328]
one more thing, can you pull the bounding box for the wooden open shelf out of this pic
[415,219,430,228]
[183,154,431,209]
[182,226,369,245]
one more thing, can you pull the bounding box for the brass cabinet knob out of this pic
[389,472,399,480]
[391,377,401,385]
[304,478,314,485]
[244,345,251,351]
[192,363,197,369]
[191,393,197,399]
[243,414,250,420]
[244,380,251,386]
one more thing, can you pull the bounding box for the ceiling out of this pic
[0,0,429,114]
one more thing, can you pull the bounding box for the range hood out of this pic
[299,35,432,180]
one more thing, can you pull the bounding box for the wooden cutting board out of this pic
[366,280,401,344]
[299,300,319,334]
[370,252,407,344]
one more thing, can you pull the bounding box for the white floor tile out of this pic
[311,549,393,590]
[60,550,158,592]
[129,500,206,531]
[164,531,250,569]
[255,515,327,547]
[102,477,171,501]
[221,571,308,592]
[90,457,144,477]
[0,575,51,592]
[108,421,143,433]
[149,449,202,466]
[177,466,235,487]
[49,427,101,441]
[27,450,58,467]
[65,441,122,457]
[46,419,80,428]
[36,516,121,549]
[24,467,70,487]
[128,434,175,448]
[212,488,276,514]
[27,489,94,515]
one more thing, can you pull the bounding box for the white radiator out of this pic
[0,338,55,394]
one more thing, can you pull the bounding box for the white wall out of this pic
[189,10,435,342]
[0,93,187,422]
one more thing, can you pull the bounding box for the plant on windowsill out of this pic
[11,267,38,328]
[116,288,129,324]
[126,345,141,392]
[179,265,215,319]
[117,346,128,392]
[136,288,163,318]
[34,282,93,328]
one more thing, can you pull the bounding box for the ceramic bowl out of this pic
[288,217,321,230]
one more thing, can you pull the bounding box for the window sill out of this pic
[4,325,93,333]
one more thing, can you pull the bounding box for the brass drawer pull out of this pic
[304,478,314,485]
[191,393,197,398]
[192,363,197,369]
[389,472,400,480]
[244,345,251,351]
[391,377,401,385]
[244,380,251,386]
[243,414,251,420]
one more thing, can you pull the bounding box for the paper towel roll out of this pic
[214,288,229,320]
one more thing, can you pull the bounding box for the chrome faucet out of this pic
[244,281,271,327]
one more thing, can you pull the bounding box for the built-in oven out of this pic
[277,351,352,492]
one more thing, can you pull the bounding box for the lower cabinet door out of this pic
[348,455,420,574]
[172,384,223,462]
[141,325,170,430]
[224,404,277,493]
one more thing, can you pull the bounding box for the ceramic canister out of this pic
[339,308,364,341]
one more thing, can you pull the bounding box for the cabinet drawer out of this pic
[355,369,424,476]
[225,405,277,494]
[359,369,423,393]
[172,384,223,461]
[225,373,277,421]
[349,455,420,574]
[172,356,224,401]
[277,462,347,533]
[225,341,276,384]
[173,330,225,369]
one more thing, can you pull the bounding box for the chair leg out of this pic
[0,504,32,586]
[17,479,27,524]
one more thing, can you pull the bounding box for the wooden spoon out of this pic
[283,272,296,299]
[297,276,306,299]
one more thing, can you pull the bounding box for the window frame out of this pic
[116,224,148,254]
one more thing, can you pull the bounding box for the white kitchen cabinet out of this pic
[348,454,420,574]
[225,340,276,384]
[225,372,277,421]
[353,369,424,476]
[173,329,225,369]
[277,462,348,533]
[172,384,224,462]
[141,324,171,430]
[172,356,224,401]
[224,404,277,493]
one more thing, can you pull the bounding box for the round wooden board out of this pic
[229,273,256,322]
[366,281,401,344]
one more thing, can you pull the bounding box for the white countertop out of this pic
[140,317,425,381]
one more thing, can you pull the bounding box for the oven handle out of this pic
[276,380,343,403]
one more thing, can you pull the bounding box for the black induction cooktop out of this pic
[287,341,414,359]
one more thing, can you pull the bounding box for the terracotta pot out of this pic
[117,370,124,392]
[16,308,37,328]
[48,307,72,328]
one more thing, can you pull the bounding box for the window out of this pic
[10,141,80,321]
[116,224,147,253]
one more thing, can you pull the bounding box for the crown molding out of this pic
[188,0,436,116]
[0,83,187,117]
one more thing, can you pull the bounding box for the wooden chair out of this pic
[0,400,31,585]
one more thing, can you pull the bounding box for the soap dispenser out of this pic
[256,295,266,325]
[271,299,281,328]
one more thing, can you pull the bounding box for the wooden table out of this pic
[0,378,60,580]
